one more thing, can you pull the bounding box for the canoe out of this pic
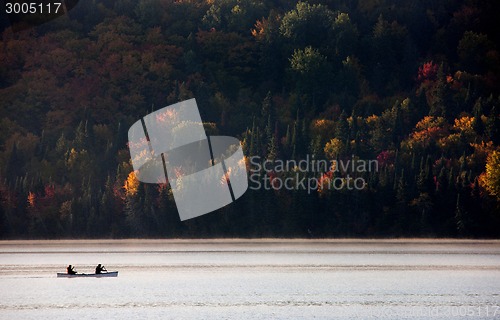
[57,271,118,278]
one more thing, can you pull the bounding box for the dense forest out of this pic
[1,0,500,239]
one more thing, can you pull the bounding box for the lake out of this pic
[0,239,499,319]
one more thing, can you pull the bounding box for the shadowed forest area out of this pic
[1,0,500,239]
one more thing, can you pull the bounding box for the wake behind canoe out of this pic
[57,271,118,278]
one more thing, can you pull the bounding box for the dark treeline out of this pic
[1,0,500,239]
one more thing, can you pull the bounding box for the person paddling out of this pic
[67,265,77,275]
[95,264,107,274]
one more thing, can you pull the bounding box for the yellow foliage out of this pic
[310,119,335,137]
[66,148,78,167]
[366,114,379,127]
[324,138,343,160]
[437,133,462,152]
[66,148,89,169]
[415,116,446,130]
[313,119,327,127]
[124,171,139,196]
[406,116,449,151]
[408,126,445,150]
[347,116,364,129]
[453,116,474,133]
[483,150,500,200]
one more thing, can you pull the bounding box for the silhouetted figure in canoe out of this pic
[67,265,77,275]
[95,264,107,274]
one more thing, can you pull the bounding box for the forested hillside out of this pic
[1,0,499,238]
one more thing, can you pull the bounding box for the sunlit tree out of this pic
[482,150,500,200]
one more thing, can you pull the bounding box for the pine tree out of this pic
[396,169,407,203]
[248,118,256,157]
[74,120,89,150]
[261,91,273,122]
[284,124,291,154]
[254,126,262,157]
[267,134,277,160]
[417,156,434,194]
[429,63,447,117]
[335,110,349,143]
[486,106,500,144]
[6,143,20,181]
[472,98,484,137]
[291,117,298,160]
[455,193,466,236]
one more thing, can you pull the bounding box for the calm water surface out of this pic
[0,239,499,320]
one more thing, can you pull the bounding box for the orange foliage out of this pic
[251,18,267,39]
[409,127,444,149]
[415,116,446,130]
[470,141,495,155]
[365,114,379,128]
[27,192,36,208]
[310,119,335,138]
[453,116,474,133]
[317,170,333,195]
[407,116,448,150]
[124,171,139,196]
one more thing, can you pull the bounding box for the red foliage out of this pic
[417,61,438,82]
[44,185,55,198]
[377,150,395,168]
[267,171,278,190]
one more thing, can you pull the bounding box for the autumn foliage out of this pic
[1,0,499,238]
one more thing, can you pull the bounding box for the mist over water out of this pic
[0,239,499,319]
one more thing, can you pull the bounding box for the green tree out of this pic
[202,0,267,33]
[135,0,163,28]
[458,31,493,74]
[289,46,331,105]
[335,110,349,143]
[280,2,336,50]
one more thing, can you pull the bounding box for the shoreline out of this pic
[1,238,500,246]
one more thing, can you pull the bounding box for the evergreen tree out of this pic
[428,64,447,117]
[335,111,349,143]
[472,98,484,137]
[455,193,467,236]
